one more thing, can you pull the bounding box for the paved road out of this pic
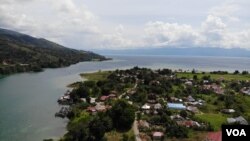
[132,120,141,141]
[118,80,138,99]
[118,80,141,141]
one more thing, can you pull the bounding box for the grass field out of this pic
[195,113,227,131]
[105,129,135,141]
[80,71,112,81]
[177,72,250,81]
[168,131,207,141]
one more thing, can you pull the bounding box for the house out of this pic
[95,102,106,112]
[147,93,157,104]
[177,120,200,128]
[221,109,235,114]
[110,90,118,95]
[142,103,151,110]
[241,87,250,95]
[203,84,224,94]
[90,97,96,104]
[170,114,185,121]
[138,120,150,129]
[108,94,117,99]
[204,131,222,141]
[203,80,209,84]
[152,131,164,141]
[167,103,186,110]
[186,95,195,102]
[169,97,182,102]
[186,101,203,106]
[227,116,248,125]
[87,106,97,115]
[154,103,162,110]
[128,101,133,105]
[80,98,87,102]
[100,95,109,101]
[187,106,199,113]
[185,81,193,86]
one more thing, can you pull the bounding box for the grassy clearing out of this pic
[196,94,224,113]
[67,81,83,88]
[80,71,112,81]
[168,131,207,141]
[177,72,250,81]
[105,129,135,141]
[195,113,227,131]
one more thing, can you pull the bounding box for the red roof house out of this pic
[205,131,222,141]
[100,95,109,101]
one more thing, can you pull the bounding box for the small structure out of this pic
[152,131,164,141]
[95,102,106,112]
[87,106,97,115]
[203,84,224,95]
[185,81,193,86]
[80,98,87,102]
[142,103,151,110]
[128,101,133,105]
[187,106,199,113]
[186,95,195,102]
[138,120,150,129]
[90,97,96,104]
[204,131,222,141]
[241,87,250,95]
[177,120,200,128]
[154,103,162,110]
[108,94,117,99]
[203,80,209,84]
[221,109,235,114]
[227,116,248,125]
[100,95,109,101]
[170,114,185,121]
[167,103,186,110]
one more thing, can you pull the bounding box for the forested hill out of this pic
[0,28,108,74]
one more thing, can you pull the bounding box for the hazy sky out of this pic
[0,0,250,50]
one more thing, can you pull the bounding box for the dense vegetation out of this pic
[61,100,135,141]
[0,28,108,75]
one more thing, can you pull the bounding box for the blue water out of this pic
[0,55,250,141]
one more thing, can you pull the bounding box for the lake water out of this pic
[1,55,250,141]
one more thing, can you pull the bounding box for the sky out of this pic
[0,0,250,50]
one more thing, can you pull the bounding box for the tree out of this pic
[224,95,234,108]
[166,124,188,138]
[136,112,141,121]
[109,100,135,130]
[65,112,90,141]
[88,117,106,141]
[180,110,188,119]
[242,71,249,75]
[234,70,239,74]
[192,69,196,74]
[193,75,198,81]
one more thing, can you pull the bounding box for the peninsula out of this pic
[0,28,108,75]
[56,67,250,141]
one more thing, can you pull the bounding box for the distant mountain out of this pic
[0,28,108,74]
[95,47,250,58]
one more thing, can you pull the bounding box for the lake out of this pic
[1,55,250,141]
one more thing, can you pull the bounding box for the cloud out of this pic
[0,0,249,50]
[143,21,200,47]
[208,2,240,22]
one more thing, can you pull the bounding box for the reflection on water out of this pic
[0,55,250,141]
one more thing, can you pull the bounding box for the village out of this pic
[57,67,250,141]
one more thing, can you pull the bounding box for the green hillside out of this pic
[0,28,108,74]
